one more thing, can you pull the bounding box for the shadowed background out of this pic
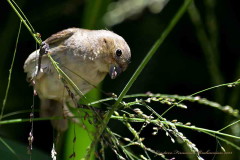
[0,0,240,159]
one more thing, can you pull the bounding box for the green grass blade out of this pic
[85,0,194,159]
[0,137,19,159]
[114,0,193,108]
[161,80,240,116]
[7,0,42,44]
[0,21,22,120]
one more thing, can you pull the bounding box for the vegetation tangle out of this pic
[0,0,240,160]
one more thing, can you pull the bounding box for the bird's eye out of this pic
[116,49,122,57]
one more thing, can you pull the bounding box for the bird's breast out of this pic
[35,54,108,101]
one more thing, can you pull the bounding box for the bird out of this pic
[24,28,131,131]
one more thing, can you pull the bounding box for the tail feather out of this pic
[40,99,68,131]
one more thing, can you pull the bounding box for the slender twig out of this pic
[1,115,240,141]
[0,21,22,120]
[229,61,240,107]
[218,119,240,132]
[7,0,42,44]
[202,131,240,150]
[110,116,240,140]
[0,116,63,125]
[161,80,240,116]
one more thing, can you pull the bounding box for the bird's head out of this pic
[96,30,131,79]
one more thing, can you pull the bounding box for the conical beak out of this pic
[109,64,122,79]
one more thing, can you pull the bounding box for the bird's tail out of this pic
[40,99,69,131]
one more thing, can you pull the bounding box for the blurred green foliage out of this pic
[0,0,240,159]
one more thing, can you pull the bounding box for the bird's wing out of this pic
[44,28,78,45]
[24,28,79,81]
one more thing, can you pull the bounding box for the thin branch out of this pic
[0,21,22,120]
[7,0,42,44]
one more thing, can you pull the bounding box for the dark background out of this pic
[0,0,239,159]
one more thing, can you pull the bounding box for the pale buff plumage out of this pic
[24,28,131,131]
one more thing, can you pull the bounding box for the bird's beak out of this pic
[109,64,122,79]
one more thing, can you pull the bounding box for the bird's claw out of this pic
[40,42,50,56]
[36,42,50,77]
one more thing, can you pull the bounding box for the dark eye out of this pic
[116,49,122,57]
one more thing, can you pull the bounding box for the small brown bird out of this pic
[24,28,131,131]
